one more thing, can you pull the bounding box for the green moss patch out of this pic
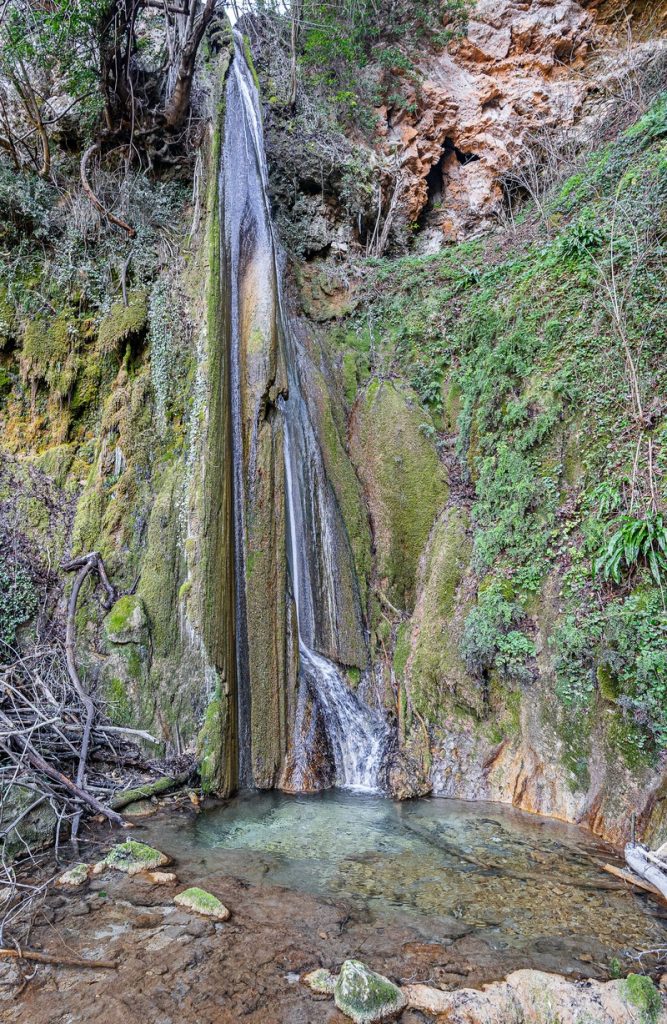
[103,840,169,875]
[173,886,230,920]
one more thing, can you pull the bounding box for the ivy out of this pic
[0,557,37,657]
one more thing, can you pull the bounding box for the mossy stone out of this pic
[98,290,148,355]
[304,968,337,994]
[173,886,230,920]
[57,862,90,886]
[621,974,662,1024]
[103,840,169,875]
[104,594,148,644]
[334,960,406,1024]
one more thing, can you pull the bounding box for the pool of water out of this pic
[140,790,667,973]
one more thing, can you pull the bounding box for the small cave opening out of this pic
[444,137,480,166]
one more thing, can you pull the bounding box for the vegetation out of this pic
[335,94,667,762]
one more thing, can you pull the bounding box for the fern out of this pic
[595,514,667,586]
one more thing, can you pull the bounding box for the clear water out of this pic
[142,791,667,973]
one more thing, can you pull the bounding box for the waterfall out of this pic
[222,30,387,791]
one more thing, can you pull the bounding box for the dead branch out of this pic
[80,143,136,238]
[61,553,118,840]
[0,948,117,969]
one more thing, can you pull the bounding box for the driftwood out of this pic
[625,843,667,901]
[603,862,667,905]
[0,948,117,969]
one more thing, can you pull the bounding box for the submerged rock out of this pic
[334,960,406,1024]
[57,863,90,887]
[173,887,230,920]
[303,968,337,994]
[102,841,169,875]
[403,969,667,1024]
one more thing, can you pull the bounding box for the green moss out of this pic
[71,483,104,555]
[105,677,133,726]
[334,960,406,1024]
[98,290,148,355]
[137,466,182,655]
[597,662,619,701]
[174,886,229,918]
[393,621,411,680]
[104,840,168,873]
[409,510,476,720]
[104,594,145,640]
[621,974,662,1024]
[243,35,260,91]
[351,380,447,611]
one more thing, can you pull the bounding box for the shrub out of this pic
[461,580,536,684]
[0,558,37,656]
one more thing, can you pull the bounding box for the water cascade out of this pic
[219,31,388,791]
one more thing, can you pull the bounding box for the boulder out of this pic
[334,960,406,1024]
[101,840,170,875]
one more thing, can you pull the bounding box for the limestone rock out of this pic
[146,871,178,885]
[303,968,337,994]
[334,960,406,1024]
[173,887,230,921]
[102,841,170,875]
[403,969,667,1024]
[56,862,90,887]
[123,799,157,818]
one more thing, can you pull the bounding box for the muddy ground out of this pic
[0,843,611,1023]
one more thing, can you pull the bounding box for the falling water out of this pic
[224,31,387,790]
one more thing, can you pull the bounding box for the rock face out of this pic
[333,960,407,1024]
[380,0,596,245]
[403,970,667,1024]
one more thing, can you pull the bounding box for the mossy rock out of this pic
[173,886,230,920]
[621,974,662,1024]
[103,840,169,875]
[104,594,149,645]
[57,862,90,887]
[334,960,406,1024]
[98,290,148,355]
[304,968,337,994]
[349,380,447,612]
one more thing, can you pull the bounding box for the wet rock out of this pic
[146,870,178,885]
[101,841,170,875]
[403,970,667,1024]
[303,968,336,994]
[123,800,158,818]
[56,863,90,887]
[173,887,231,921]
[334,960,407,1024]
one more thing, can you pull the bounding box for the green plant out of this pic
[595,514,667,586]
[621,974,662,1024]
[461,580,536,684]
[0,558,37,656]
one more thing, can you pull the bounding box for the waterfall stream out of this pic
[223,32,387,791]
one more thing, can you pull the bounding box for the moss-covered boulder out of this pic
[102,840,169,875]
[349,380,447,612]
[173,887,230,920]
[334,960,406,1024]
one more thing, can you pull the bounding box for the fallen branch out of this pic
[80,143,136,238]
[110,768,195,811]
[602,862,667,905]
[6,735,127,830]
[0,948,117,969]
[62,553,118,841]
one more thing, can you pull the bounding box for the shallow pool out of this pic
[140,790,667,975]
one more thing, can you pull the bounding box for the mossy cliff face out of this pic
[349,379,448,613]
[305,96,667,845]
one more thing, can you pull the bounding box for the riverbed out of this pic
[3,792,666,1024]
